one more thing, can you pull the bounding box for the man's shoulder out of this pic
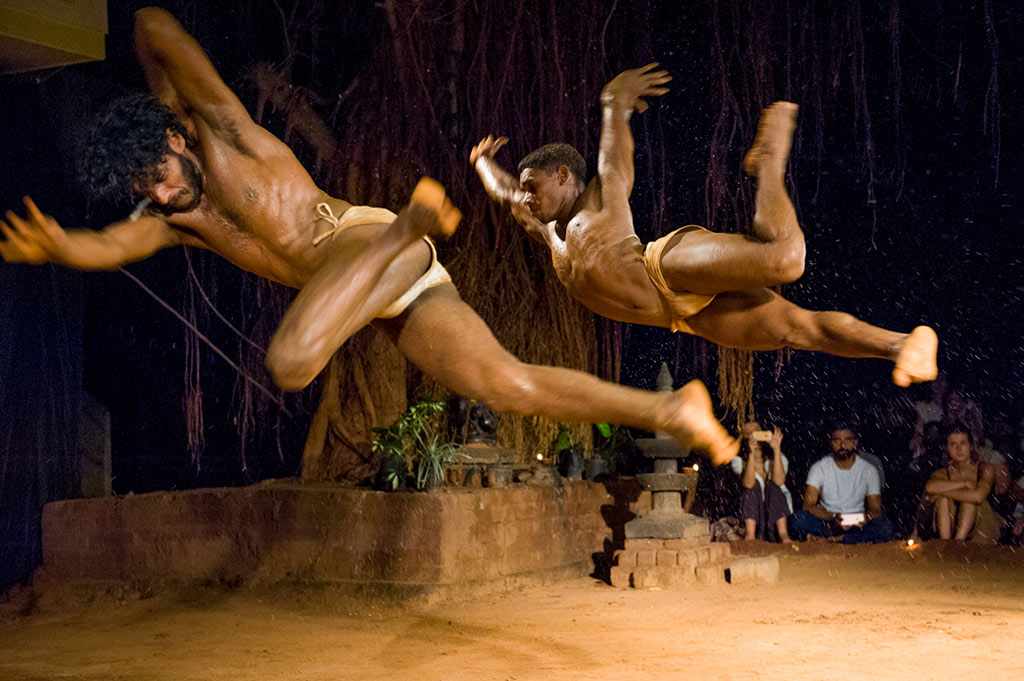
[856,451,883,470]
[805,457,833,485]
[808,456,833,472]
[853,453,878,468]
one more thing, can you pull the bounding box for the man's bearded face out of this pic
[142,151,203,214]
[830,429,858,460]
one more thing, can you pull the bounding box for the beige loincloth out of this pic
[313,202,452,319]
[642,225,716,335]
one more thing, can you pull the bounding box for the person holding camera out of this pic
[730,423,794,542]
[790,421,894,544]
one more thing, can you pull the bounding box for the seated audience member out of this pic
[975,418,1012,497]
[729,423,793,543]
[909,375,949,463]
[923,422,1001,542]
[1011,474,1024,546]
[790,420,894,544]
[912,421,947,475]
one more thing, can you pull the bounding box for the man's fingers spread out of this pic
[23,196,47,224]
[4,211,28,234]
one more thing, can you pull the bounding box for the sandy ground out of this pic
[2,541,1023,681]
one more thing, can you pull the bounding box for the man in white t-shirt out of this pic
[790,422,894,543]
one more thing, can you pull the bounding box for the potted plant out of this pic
[586,423,632,480]
[372,396,464,491]
[415,434,460,490]
[554,424,585,480]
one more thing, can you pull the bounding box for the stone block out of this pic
[624,511,709,540]
[633,566,697,589]
[709,542,731,563]
[682,521,710,540]
[675,550,698,570]
[695,563,726,585]
[612,550,637,567]
[727,556,780,585]
[609,565,633,588]
[623,538,665,551]
[636,550,657,567]
[662,536,710,551]
[695,545,713,565]
[655,550,678,566]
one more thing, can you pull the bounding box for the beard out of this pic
[833,448,857,462]
[154,152,204,215]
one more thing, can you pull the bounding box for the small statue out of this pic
[449,396,500,446]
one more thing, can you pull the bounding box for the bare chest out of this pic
[171,168,318,286]
[547,216,666,323]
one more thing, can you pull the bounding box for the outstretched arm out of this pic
[133,7,254,136]
[596,64,671,212]
[1,196,180,270]
[470,135,549,244]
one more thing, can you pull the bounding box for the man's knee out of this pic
[790,510,819,536]
[460,361,538,414]
[266,340,320,392]
[771,239,805,284]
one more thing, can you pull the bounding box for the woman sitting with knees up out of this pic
[924,422,1000,542]
[729,422,794,543]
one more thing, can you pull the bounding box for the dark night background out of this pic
[1,1,1021,592]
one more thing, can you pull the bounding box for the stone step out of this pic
[610,547,780,589]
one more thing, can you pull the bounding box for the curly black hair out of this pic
[79,94,188,202]
[518,143,587,186]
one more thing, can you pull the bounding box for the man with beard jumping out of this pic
[0,9,737,463]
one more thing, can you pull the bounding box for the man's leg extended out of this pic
[658,102,805,294]
[375,283,738,464]
[684,289,938,386]
[267,179,460,390]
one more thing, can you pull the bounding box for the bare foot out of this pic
[407,176,462,238]
[743,102,799,178]
[892,326,939,387]
[665,379,738,465]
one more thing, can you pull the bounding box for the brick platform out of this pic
[39,480,611,591]
[609,519,734,588]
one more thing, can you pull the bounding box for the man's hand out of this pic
[600,63,672,114]
[470,135,509,166]
[0,197,69,264]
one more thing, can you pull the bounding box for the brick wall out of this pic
[40,481,611,587]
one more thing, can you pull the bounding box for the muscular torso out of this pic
[158,117,354,289]
[545,181,675,328]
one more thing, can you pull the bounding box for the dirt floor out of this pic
[2,541,1023,681]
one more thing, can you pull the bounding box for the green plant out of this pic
[415,434,461,490]
[592,422,631,470]
[372,396,464,491]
